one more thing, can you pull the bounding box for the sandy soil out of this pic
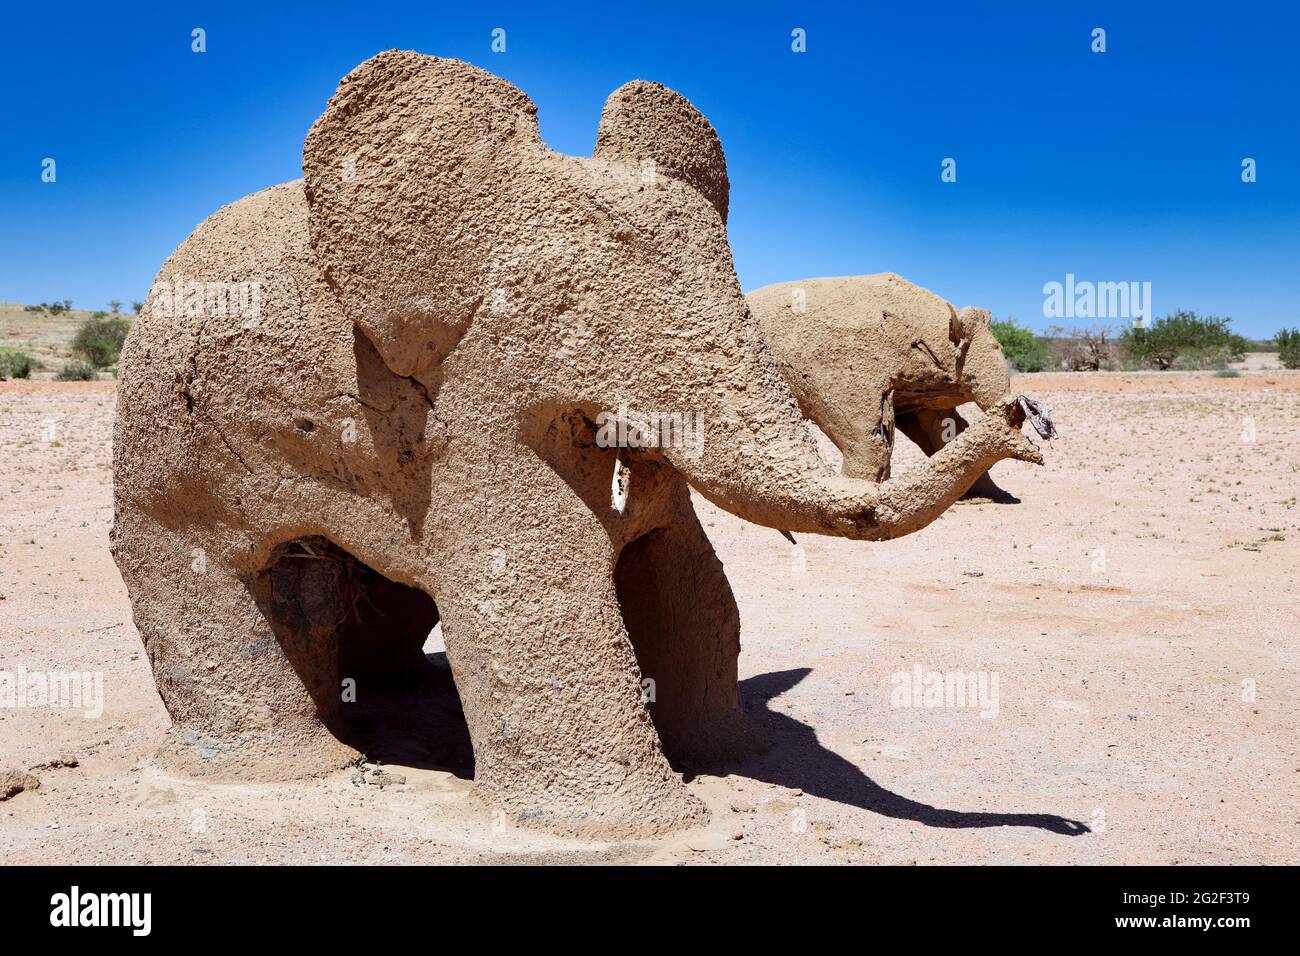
[1,372,1297,865]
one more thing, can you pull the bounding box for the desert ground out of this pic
[1,370,1297,865]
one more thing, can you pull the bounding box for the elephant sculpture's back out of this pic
[116,179,405,541]
[113,178,447,589]
[114,182,342,525]
[748,273,960,374]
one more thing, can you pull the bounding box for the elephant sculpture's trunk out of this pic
[663,391,1042,542]
[861,401,1043,536]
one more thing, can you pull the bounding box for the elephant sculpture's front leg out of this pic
[433,449,706,838]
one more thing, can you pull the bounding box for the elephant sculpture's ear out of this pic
[593,80,730,224]
[303,51,543,379]
[958,306,993,336]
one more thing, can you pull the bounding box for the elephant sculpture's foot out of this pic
[153,722,360,783]
[471,765,708,840]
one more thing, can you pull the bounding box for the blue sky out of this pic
[1,1,1296,336]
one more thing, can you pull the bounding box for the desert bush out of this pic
[1120,311,1248,370]
[70,313,131,368]
[0,349,36,379]
[989,316,1049,372]
[1276,328,1300,370]
[56,360,98,381]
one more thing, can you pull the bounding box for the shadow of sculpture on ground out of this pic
[316,652,1086,835]
[693,668,1089,836]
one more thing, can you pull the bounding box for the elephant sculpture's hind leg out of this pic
[896,408,1010,501]
[615,486,767,768]
[113,508,359,780]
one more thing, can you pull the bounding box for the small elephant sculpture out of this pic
[749,273,1014,499]
[112,52,1044,837]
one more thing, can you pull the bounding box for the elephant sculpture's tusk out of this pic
[879,388,896,449]
[611,449,631,515]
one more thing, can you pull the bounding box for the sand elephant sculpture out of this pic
[749,273,1014,499]
[111,52,1047,838]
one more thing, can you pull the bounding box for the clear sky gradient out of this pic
[1,1,1296,336]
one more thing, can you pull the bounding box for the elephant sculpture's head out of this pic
[927,303,1011,412]
[303,51,1040,541]
[884,294,1014,433]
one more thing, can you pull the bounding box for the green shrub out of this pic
[1121,311,1248,370]
[0,349,35,379]
[56,360,97,381]
[989,317,1049,372]
[70,313,131,368]
[1276,328,1300,370]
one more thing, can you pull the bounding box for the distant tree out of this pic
[61,299,73,311]
[131,300,145,314]
[989,316,1049,372]
[1047,324,1114,371]
[1277,328,1300,370]
[71,313,132,368]
[108,300,123,314]
[1121,311,1248,370]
